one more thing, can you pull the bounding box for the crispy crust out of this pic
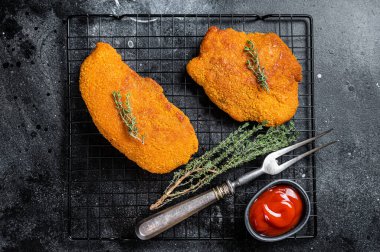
[187,27,302,126]
[80,43,198,174]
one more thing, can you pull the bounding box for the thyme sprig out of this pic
[244,40,270,92]
[150,121,298,210]
[112,91,145,144]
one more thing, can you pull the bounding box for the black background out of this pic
[0,0,379,251]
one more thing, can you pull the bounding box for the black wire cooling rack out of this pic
[66,14,315,241]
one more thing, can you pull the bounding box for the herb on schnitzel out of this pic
[150,121,298,210]
[112,91,145,144]
[244,40,270,92]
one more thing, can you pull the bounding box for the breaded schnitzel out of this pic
[80,43,198,174]
[187,27,302,126]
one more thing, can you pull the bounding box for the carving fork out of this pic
[136,129,336,240]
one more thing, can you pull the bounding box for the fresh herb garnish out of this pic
[112,91,145,144]
[150,121,298,210]
[244,40,270,92]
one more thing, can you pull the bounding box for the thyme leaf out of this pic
[244,40,270,93]
[150,121,298,210]
[112,91,145,144]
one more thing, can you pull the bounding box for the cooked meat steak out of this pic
[80,42,198,174]
[187,26,302,126]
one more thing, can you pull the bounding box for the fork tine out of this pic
[271,129,333,158]
[278,141,338,172]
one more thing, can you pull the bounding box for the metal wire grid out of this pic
[66,14,315,241]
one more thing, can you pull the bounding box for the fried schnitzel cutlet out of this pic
[187,27,302,126]
[80,43,198,174]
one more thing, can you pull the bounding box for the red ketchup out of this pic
[249,185,303,237]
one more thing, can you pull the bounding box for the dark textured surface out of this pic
[0,0,379,251]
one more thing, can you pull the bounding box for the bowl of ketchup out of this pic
[244,179,311,242]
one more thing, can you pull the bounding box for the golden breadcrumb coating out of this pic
[187,26,302,126]
[80,42,198,174]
